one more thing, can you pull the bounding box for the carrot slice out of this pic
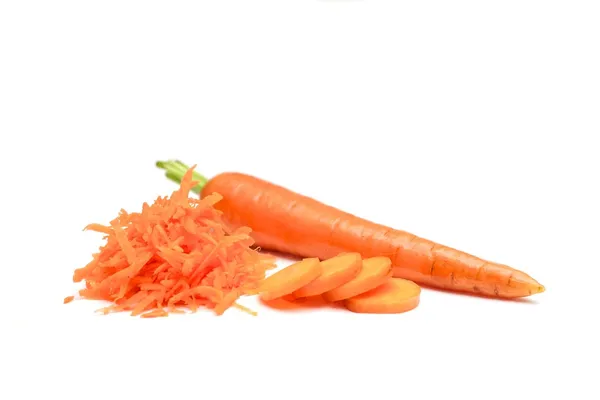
[292,252,362,298]
[258,258,322,301]
[322,256,392,302]
[344,278,421,314]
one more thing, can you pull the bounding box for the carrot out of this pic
[214,289,241,315]
[258,258,322,302]
[140,308,169,318]
[66,165,276,317]
[322,256,393,302]
[157,160,545,299]
[344,278,421,314]
[292,252,362,298]
[232,302,259,316]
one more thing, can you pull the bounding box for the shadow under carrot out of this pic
[259,294,345,312]
[419,285,542,304]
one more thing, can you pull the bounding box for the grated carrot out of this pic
[67,165,276,317]
[63,296,74,304]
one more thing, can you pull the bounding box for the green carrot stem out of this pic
[156,160,208,194]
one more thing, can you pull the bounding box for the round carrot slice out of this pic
[292,252,362,298]
[322,256,392,302]
[258,258,322,301]
[344,278,421,314]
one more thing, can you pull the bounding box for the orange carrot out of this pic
[344,278,421,314]
[63,296,74,304]
[258,258,322,302]
[157,160,545,299]
[292,252,362,298]
[322,256,393,302]
[214,289,241,315]
[140,308,169,318]
[66,166,276,317]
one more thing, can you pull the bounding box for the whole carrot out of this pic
[157,160,545,299]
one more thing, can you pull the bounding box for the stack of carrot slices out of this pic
[64,166,276,318]
[256,252,421,314]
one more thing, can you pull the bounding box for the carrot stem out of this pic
[156,160,208,194]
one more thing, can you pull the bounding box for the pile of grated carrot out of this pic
[65,166,276,318]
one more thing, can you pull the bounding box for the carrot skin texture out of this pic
[199,172,544,299]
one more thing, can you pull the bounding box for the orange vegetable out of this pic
[322,256,393,302]
[258,258,322,302]
[344,278,421,314]
[292,252,362,298]
[140,308,169,318]
[66,165,276,318]
[157,160,545,299]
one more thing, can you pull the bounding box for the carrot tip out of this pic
[536,285,545,294]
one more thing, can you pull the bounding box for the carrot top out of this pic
[67,165,276,317]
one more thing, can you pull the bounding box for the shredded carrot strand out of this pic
[83,224,112,235]
[233,302,258,316]
[141,308,169,318]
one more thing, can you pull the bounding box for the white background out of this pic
[1,1,599,399]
